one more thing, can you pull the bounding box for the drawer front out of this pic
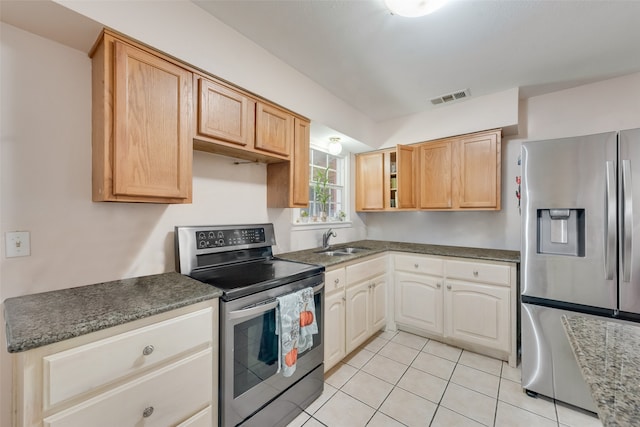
[177,406,213,427]
[445,260,511,286]
[325,268,346,293]
[44,308,213,408]
[43,348,213,427]
[346,255,386,285]
[395,254,443,276]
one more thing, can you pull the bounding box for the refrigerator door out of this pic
[619,128,640,314]
[521,132,618,308]
[521,304,597,412]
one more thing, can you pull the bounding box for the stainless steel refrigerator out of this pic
[521,128,640,412]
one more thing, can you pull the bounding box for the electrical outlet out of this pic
[5,231,30,258]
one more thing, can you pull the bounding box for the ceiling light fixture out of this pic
[384,0,449,17]
[328,137,343,155]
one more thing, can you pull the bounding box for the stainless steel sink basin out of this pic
[315,247,369,256]
[336,247,368,254]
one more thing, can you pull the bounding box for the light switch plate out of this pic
[5,231,30,258]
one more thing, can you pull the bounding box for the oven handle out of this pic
[228,283,324,321]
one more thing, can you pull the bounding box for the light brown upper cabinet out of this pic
[196,77,255,147]
[356,151,385,211]
[395,145,418,209]
[457,131,500,209]
[256,102,293,158]
[356,129,501,212]
[267,117,310,208]
[193,75,293,163]
[356,145,416,211]
[419,140,453,209]
[91,30,193,203]
[419,129,501,211]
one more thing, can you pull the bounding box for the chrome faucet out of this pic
[322,228,337,249]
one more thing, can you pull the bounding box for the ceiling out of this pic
[193,0,640,122]
[2,0,640,151]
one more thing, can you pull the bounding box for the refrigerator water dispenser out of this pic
[537,209,585,256]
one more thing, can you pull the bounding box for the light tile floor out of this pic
[288,330,603,427]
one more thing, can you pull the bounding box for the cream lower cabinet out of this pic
[394,253,517,366]
[324,268,346,372]
[394,254,444,336]
[395,273,443,335]
[444,279,510,352]
[324,255,388,370]
[13,301,218,427]
[345,255,388,354]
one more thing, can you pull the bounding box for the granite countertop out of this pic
[277,239,520,267]
[5,241,518,353]
[4,272,221,353]
[562,315,640,426]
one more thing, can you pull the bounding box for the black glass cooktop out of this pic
[190,258,323,301]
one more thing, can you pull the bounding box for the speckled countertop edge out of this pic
[277,239,520,267]
[562,315,640,427]
[4,272,221,353]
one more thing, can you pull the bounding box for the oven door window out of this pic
[233,291,323,398]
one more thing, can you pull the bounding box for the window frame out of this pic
[292,145,349,225]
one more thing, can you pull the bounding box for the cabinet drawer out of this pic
[177,406,213,427]
[445,260,511,286]
[395,254,443,276]
[325,268,346,293]
[44,308,213,408]
[346,256,386,285]
[43,348,213,427]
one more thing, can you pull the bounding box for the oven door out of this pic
[220,276,324,427]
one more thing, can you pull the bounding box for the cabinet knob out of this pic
[473,270,479,277]
[142,345,155,356]
[142,406,154,418]
[436,283,442,289]
[414,264,419,269]
[447,284,452,290]
[334,278,340,284]
[342,297,346,302]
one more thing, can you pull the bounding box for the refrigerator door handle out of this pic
[622,160,633,282]
[605,161,616,280]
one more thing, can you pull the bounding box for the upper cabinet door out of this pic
[111,40,193,201]
[291,118,310,206]
[255,102,293,157]
[197,78,255,147]
[419,140,452,209]
[457,131,500,209]
[356,152,385,211]
[396,144,417,209]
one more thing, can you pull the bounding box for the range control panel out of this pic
[195,227,266,249]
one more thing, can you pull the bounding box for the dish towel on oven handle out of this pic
[275,287,318,377]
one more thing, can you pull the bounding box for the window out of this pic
[296,147,347,223]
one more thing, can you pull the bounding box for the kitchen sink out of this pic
[315,247,369,256]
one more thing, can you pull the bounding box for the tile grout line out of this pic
[305,331,601,427]
[309,332,507,427]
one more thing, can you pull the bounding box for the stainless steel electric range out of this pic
[175,223,325,427]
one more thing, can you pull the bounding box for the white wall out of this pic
[374,87,520,148]
[367,72,640,250]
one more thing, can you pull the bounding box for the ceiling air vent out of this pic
[430,88,471,106]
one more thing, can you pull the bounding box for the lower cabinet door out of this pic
[324,291,346,371]
[370,275,387,333]
[395,271,443,335]
[444,280,510,352]
[345,281,371,354]
[43,349,212,427]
